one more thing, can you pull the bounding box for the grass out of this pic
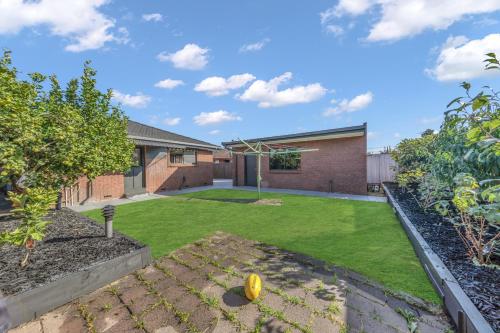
[83,189,438,303]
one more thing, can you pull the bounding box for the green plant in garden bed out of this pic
[0,51,134,266]
[391,53,499,266]
[84,189,440,303]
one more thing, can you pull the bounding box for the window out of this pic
[169,149,197,165]
[269,151,301,170]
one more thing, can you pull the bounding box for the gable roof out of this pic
[127,120,219,150]
[222,123,366,147]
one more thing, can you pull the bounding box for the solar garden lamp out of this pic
[102,205,115,238]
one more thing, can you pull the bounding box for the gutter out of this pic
[128,135,220,150]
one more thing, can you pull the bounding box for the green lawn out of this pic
[83,189,438,303]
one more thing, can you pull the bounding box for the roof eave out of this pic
[129,135,220,150]
[222,124,367,148]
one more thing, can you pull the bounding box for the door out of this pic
[245,155,257,186]
[125,147,146,195]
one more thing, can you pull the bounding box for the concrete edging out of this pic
[382,183,494,333]
[6,246,152,329]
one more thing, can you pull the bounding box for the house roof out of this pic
[127,120,219,150]
[222,123,366,147]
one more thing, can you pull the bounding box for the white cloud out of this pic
[142,13,163,22]
[426,34,500,81]
[239,38,271,53]
[367,131,378,139]
[195,73,256,96]
[0,0,129,52]
[394,132,401,138]
[163,117,181,126]
[325,25,344,37]
[239,72,327,108]
[112,90,151,108]
[193,110,242,126]
[320,1,500,42]
[323,91,373,116]
[154,78,185,89]
[157,43,209,70]
[209,129,221,135]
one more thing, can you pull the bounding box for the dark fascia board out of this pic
[127,120,220,150]
[131,137,221,151]
[222,123,367,147]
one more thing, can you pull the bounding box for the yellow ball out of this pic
[244,273,262,301]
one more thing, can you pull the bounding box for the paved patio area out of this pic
[11,233,451,333]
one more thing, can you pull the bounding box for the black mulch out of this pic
[0,208,144,296]
[385,183,499,331]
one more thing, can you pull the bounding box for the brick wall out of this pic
[68,147,214,205]
[230,135,367,195]
[144,147,213,192]
[68,174,125,205]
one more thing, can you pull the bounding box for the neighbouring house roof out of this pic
[127,120,220,150]
[222,123,367,147]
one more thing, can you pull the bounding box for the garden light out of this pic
[102,205,115,238]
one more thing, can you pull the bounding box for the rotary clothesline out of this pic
[228,139,319,199]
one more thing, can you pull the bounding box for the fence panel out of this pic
[213,162,233,179]
[367,153,397,184]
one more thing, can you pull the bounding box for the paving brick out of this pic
[261,292,287,312]
[142,306,177,332]
[8,320,42,333]
[311,316,341,333]
[237,302,261,329]
[283,304,313,327]
[36,303,84,333]
[174,292,201,313]
[93,304,131,332]
[188,304,217,332]
[12,233,451,333]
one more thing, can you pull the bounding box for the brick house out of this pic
[63,120,219,205]
[222,123,367,195]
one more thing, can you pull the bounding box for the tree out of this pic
[0,51,134,266]
[390,131,436,190]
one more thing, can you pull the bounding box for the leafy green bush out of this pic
[391,131,436,190]
[0,51,134,266]
[0,188,58,267]
[438,174,499,265]
[392,53,499,266]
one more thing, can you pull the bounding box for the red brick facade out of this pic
[67,147,214,205]
[231,135,367,195]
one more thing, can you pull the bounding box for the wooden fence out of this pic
[213,162,233,179]
[367,153,397,184]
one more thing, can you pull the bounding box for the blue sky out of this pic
[1,1,500,150]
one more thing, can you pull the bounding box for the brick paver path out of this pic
[11,232,452,333]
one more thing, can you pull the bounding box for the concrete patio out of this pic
[70,179,385,212]
[11,233,451,333]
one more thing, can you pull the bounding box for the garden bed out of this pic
[384,182,499,331]
[0,208,151,328]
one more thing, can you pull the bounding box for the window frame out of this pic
[269,150,302,171]
[169,148,197,166]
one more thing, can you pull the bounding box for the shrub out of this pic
[0,51,134,266]
[437,174,499,265]
[392,53,499,266]
[391,131,436,190]
[0,188,58,267]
